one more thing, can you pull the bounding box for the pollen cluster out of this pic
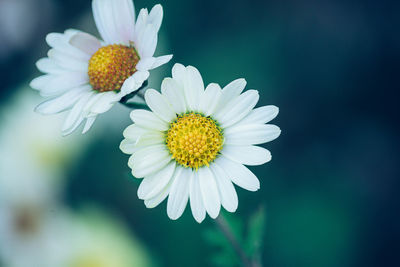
[166,113,224,169]
[88,44,139,92]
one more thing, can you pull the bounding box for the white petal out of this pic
[224,124,281,145]
[121,127,163,154]
[130,145,165,164]
[167,167,190,220]
[62,92,94,135]
[189,172,206,223]
[32,72,89,97]
[82,93,103,117]
[113,0,136,43]
[171,63,186,87]
[214,78,246,114]
[238,105,279,125]
[120,71,149,95]
[138,161,176,200]
[82,117,97,134]
[214,90,259,128]
[148,4,163,32]
[123,125,164,151]
[35,58,64,74]
[130,109,169,131]
[161,78,186,114]
[120,139,138,154]
[45,32,66,48]
[136,23,157,58]
[92,0,135,45]
[216,157,260,191]
[35,85,90,114]
[182,65,204,111]
[144,178,173,209]
[135,132,164,147]
[198,167,221,218]
[30,74,53,90]
[92,0,112,44]
[64,29,81,38]
[88,91,119,114]
[123,124,154,140]
[46,32,89,60]
[221,145,271,166]
[130,145,171,178]
[134,8,149,45]
[48,49,88,72]
[199,83,222,116]
[210,163,238,212]
[136,57,156,71]
[69,32,101,55]
[145,89,176,122]
[63,117,84,136]
[151,55,173,69]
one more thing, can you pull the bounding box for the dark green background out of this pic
[0,0,399,266]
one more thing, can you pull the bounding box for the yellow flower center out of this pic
[166,113,224,169]
[88,44,140,92]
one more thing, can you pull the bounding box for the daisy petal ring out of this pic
[30,0,172,135]
[120,63,281,223]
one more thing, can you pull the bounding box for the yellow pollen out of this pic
[88,44,140,92]
[166,113,224,169]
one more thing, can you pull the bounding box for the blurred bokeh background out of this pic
[0,0,399,266]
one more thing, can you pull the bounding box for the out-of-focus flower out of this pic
[0,89,153,267]
[0,89,89,181]
[0,206,155,267]
[57,208,155,267]
[30,0,172,135]
[120,63,281,223]
[0,89,89,266]
[0,195,66,267]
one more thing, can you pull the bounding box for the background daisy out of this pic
[0,89,155,267]
[30,0,172,135]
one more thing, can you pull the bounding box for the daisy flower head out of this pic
[30,0,172,135]
[120,63,281,223]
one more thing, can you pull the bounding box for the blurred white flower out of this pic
[0,88,153,267]
[120,63,281,223]
[0,89,89,183]
[56,208,155,267]
[0,88,89,266]
[0,202,67,267]
[30,0,172,135]
[0,207,155,267]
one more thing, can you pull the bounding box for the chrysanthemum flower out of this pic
[120,63,281,223]
[30,0,172,135]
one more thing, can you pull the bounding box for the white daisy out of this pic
[120,63,281,223]
[30,0,172,135]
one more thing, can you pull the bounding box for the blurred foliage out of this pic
[204,208,266,266]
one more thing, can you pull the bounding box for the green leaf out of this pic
[245,206,266,258]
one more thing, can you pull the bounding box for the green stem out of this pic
[119,81,148,109]
[215,214,254,267]
[119,101,149,110]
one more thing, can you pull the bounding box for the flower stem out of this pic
[215,214,255,267]
[119,81,148,109]
[119,101,149,109]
